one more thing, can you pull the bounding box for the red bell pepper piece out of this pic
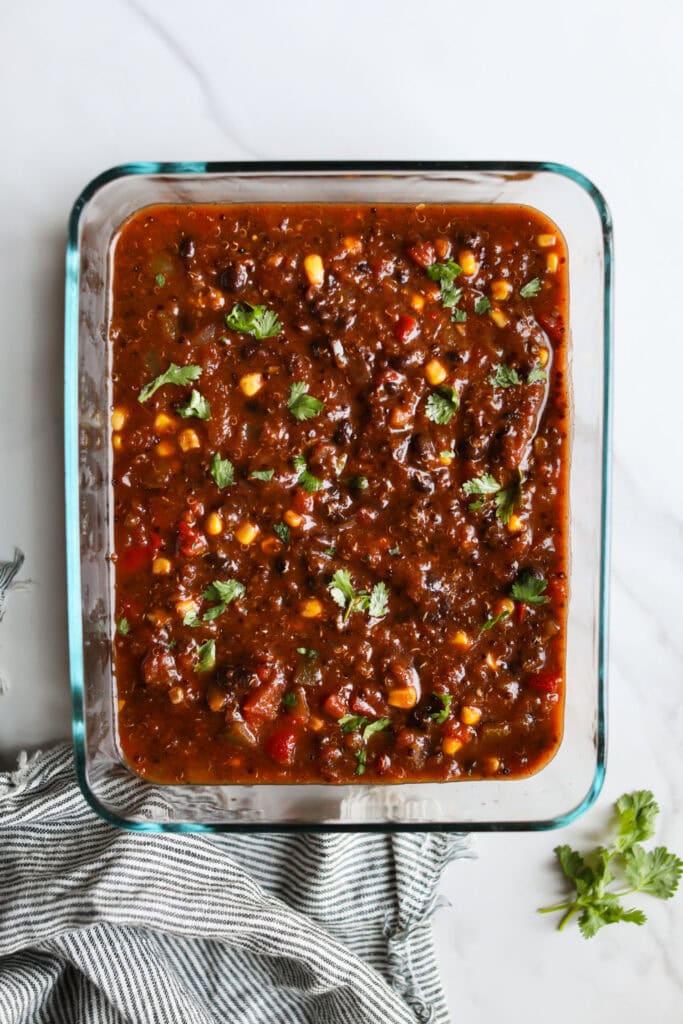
[395,314,418,343]
[264,725,298,766]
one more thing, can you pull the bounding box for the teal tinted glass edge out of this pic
[64,161,611,833]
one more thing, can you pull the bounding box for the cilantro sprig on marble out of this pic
[539,791,682,938]
[328,570,389,623]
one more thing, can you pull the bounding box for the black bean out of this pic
[179,237,195,259]
[333,420,354,445]
[220,262,248,291]
[394,266,410,284]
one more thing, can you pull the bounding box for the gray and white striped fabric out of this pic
[0,745,468,1024]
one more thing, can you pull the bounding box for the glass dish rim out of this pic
[64,160,612,833]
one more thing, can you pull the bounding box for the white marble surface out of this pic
[1,0,682,1019]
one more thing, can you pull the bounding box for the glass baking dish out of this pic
[64,162,612,832]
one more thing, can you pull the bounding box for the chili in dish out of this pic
[110,202,569,784]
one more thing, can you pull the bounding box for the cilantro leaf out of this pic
[511,570,549,605]
[329,569,356,610]
[225,302,282,339]
[282,691,297,708]
[425,386,459,425]
[474,295,491,315]
[210,453,234,489]
[203,579,245,605]
[117,617,130,637]
[479,609,511,634]
[288,382,324,421]
[527,364,548,384]
[355,748,367,776]
[451,307,468,324]
[489,364,521,388]
[425,260,466,319]
[388,546,400,556]
[430,692,452,724]
[462,474,500,497]
[615,791,660,852]
[362,718,390,742]
[183,610,201,627]
[346,475,369,491]
[554,845,596,896]
[293,454,323,493]
[138,363,202,403]
[578,898,646,939]
[177,389,211,421]
[623,845,683,899]
[495,481,521,525]
[273,521,290,544]
[338,713,369,734]
[426,260,463,284]
[155,273,166,287]
[296,647,318,660]
[368,581,389,618]
[194,639,216,673]
[520,277,542,298]
[250,468,274,481]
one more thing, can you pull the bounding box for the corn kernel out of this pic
[118,699,126,712]
[459,250,478,276]
[156,440,175,457]
[538,347,549,367]
[485,652,499,671]
[205,512,223,536]
[284,509,304,529]
[343,236,362,253]
[483,756,501,775]
[301,598,323,619]
[178,429,201,453]
[175,598,198,618]
[490,279,513,302]
[168,686,185,704]
[426,285,441,302]
[260,536,282,555]
[309,715,324,732]
[111,407,127,431]
[410,293,425,312]
[147,608,172,627]
[450,630,471,649]
[489,308,509,329]
[440,452,454,466]
[387,685,418,709]
[235,522,259,546]
[507,514,523,534]
[112,433,124,451]
[303,253,325,286]
[424,358,448,386]
[155,412,176,434]
[240,372,264,397]
[460,705,482,726]
[497,597,516,617]
[152,557,172,576]
[546,252,559,273]
[537,233,557,248]
[442,736,463,756]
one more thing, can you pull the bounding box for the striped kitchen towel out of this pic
[0,745,469,1024]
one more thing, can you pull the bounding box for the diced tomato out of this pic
[118,543,155,574]
[264,725,298,765]
[395,314,418,342]
[537,311,565,344]
[515,602,527,625]
[177,520,208,557]
[242,678,286,725]
[323,685,351,719]
[527,671,562,694]
[293,488,315,515]
[407,242,435,268]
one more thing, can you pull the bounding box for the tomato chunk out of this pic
[395,314,418,342]
[264,725,298,765]
[527,671,562,694]
[177,520,208,557]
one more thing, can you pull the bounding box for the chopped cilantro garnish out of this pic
[117,617,130,637]
[138,363,202,403]
[354,748,367,775]
[425,260,467,320]
[451,307,468,323]
[288,382,324,421]
[210,453,234,489]
[328,570,389,623]
[273,522,290,544]
[282,691,297,708]
[489,364,521,388]
[425,386,459,425]
[480,609,511,634]
[388,546,400,556]
[250,468,275,481]
[494,478,522,525]
[462,473,500,497]
[520,277,542,298]
[346,475,369,491]
[474,295,491,315]
[430,692,452,724]
[177,389,211,421]
[527,364,548,384]
[194,639,216,673]
[201,579,245,621]
[296,647,318,660]
[511,570,549,605]
[225,302,282,339]
[293,454,323,493]
[155,273,166,287]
